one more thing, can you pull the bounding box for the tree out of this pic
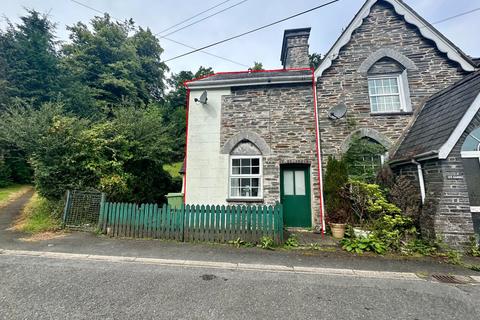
[324,156,349,218]
[0,10,61,108]
[61,14,167,113]
[250,61,264,71]
[0,103,175,202]
[309,53,322,69]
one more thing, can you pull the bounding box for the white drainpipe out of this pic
[411,160,425,204]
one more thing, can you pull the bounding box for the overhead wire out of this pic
[156,0,233,35]
[68,0,248,67]
[156,0,249,38]
[164,0,341,62]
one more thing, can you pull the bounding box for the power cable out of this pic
[68,0,248,67]
[164,0,341,62]
[431,7,480,25]
[156,0,233,35]
[157,0,248,38]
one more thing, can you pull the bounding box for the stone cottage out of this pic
[391,71,480,246]
[182,0,478,245]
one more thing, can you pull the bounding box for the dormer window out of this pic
[368,74,406,113]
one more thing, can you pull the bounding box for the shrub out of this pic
[389,175,421,223]
[324,156,350,223]
[348,180,401,226]
[373,214,416,251]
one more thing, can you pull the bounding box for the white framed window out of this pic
[229,155,262,199]
[368,74,408,113]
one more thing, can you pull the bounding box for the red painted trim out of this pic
[182,66,325,229]
[311,68,325,235]
[182,84,191,204]
[184,67,313,85]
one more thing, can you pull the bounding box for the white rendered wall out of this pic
[185,88,231,205]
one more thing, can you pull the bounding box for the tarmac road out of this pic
[1,253,479,320]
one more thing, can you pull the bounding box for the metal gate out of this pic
[62,190,105,230]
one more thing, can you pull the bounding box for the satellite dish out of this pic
[194,91,208,104]
[328,103,347,120]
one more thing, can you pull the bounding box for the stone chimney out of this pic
[280,28,311,69]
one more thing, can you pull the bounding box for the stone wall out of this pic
[316,1,468,164]
[284,35,310,69]
[433,112,480,246]
[220,83,321,226]
[393,112,480,248]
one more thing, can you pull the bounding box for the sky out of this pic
[1,0,479,74]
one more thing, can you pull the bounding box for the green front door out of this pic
[280,165,311,228]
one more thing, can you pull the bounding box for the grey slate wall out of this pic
[432,112,479,247]
[283,35,310,69]
[316,1,468,163]
[220,83,321,226]
[394,112,480,248]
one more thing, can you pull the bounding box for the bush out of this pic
[324,156,350,223]
[348,180,401,226]
[388,175,421,223]
[0,103,177,203]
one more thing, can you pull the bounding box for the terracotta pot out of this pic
[330,223,346,239]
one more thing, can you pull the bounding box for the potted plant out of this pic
[329,208,349,239]
[324,156,351,239]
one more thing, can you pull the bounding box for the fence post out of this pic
[97,193,106,231]
[277,203,284,244]
[180,204,185,242]
[61,190,71,227]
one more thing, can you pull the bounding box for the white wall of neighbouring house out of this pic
[185,88,231,205]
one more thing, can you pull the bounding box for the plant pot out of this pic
[330,223,346,239]
[353,227,371,238]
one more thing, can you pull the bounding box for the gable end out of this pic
[315,0,475,78]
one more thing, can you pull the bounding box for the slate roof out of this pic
[188,69,312,83]
[393,71,480,161]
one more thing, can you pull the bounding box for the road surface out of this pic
[1,253,479,320]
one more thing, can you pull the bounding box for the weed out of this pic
[284,234,299,248]
[466,236,480,257]
[341,234,387,254]
[259,236,274,250]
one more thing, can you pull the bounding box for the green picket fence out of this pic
[98,202,284,245]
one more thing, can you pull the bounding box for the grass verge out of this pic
[0,184,31,207]
[14,193,61,234]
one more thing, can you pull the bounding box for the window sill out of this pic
[226,198,264,203]
[370,111,413,116]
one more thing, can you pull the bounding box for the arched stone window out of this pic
[228,139,264,200]
[344,137,387,181]
[359,49,414,114]
[461,127,480,211]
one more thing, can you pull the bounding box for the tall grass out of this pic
[17,193,61,234]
